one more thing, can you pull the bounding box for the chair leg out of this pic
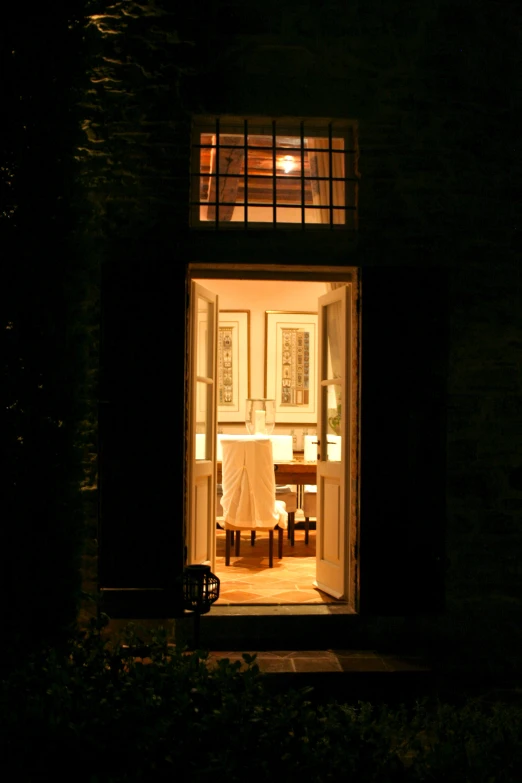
[235,531,241,556]
[305,517,310,545]
[289,512,295,547]
[268,530,273,568]
[251,530,256,546]
[278,526,283,559]
[225,531,231,565]
[230,530,234,545]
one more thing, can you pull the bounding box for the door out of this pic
[187,281,218,567]
[315,285,352,599]
[360,267,447,614]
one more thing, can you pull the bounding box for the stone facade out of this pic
[84,1,522,675]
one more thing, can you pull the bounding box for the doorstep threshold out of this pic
[207,603,355,617]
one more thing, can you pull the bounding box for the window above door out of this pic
[190,116,358,230]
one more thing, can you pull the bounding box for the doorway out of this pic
[186,264,360,610]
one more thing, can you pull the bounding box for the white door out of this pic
[315,285,352,598]
[187,282,218,567]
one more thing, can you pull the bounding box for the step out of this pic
[199,604,359,650]
[206,648,434,704]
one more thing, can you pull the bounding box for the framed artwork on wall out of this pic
[265,310,318,424]
[217,310,250,422]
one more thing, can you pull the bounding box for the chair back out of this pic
[220,436,282,529]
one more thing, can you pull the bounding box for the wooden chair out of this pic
[220,436,288,567]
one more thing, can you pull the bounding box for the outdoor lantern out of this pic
[182,564,220,614]
[182,565,220,648]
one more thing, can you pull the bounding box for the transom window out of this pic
[190,116,358,229]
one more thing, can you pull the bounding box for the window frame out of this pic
[190,115,359,231]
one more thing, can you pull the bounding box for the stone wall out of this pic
[82,0,522,674]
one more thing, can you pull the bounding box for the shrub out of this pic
[2,615,522,782]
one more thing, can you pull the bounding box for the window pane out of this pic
[276,176,301,205]
[246,177,272,204]
[305,207,328,224]
[199,145,214,175]
[306,136,345,150]
[276,206,303,223]
[197,297,209,376]
[308,151,330,178]
[247,146,273,176]
[246,206,274,222]
[326,383,342,462]
[199,204,215,223]
[276,152,302,176]
[332,180,345,207]
[331,151,345,179]
[217,133,244,146]
[247,134,272,147]
[275,135,301,149]
[333,209,346,225]
[308,180,330,206]
[195,382,208,460]
[199,133,215,147]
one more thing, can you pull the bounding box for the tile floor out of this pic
[214,526,342,605]
[206,649,432,673]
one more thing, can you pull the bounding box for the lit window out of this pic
[191,117,358,228]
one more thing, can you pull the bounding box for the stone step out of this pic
[199,604,365,650]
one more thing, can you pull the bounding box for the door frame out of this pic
[185,263,361,611]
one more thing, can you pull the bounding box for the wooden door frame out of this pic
[185,263,361,612]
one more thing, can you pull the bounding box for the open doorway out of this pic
[186,264,360,610]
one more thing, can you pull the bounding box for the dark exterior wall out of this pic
[90,1,522,673]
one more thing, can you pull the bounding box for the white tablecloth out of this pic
[220,436,288,530]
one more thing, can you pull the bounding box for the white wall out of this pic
[194,278,325,444]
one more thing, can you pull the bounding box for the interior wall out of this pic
[194,278,325,445]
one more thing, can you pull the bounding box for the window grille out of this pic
[190,116,358,229]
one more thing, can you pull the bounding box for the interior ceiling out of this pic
[200,134,314,217]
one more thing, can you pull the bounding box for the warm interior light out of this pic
[282,155,295,174]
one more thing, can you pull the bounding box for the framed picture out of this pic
[265,311,318,424]
[217,310,250,422]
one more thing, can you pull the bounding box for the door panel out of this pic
[360,267,447,614]
[315,285,351,599]
[322,479,341,562]
[187,282,218,567]
[98,251,185,618]
[193,476,210,563]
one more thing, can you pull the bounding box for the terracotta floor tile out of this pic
[218,590,263,602]
[265,590,314,602]
[213,529,342,605]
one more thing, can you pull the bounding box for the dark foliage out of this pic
[2,617,522,782]
[1,4,96,659]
